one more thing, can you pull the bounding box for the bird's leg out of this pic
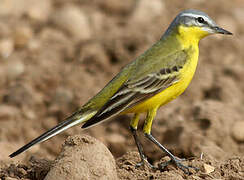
[130,114,155,169]
[143,108,198,174]
[144,133,199,174]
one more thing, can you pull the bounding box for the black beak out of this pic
[214,26,233,35]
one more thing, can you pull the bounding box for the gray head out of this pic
[164,9,232,37]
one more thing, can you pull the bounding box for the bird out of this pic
[9,9,232,173]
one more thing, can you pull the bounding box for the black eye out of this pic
[197,17,205,23]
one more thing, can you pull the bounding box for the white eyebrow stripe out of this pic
[180,13,203,19]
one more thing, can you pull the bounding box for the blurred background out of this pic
[0,0,243,173]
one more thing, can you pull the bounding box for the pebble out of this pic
[0,22,11,37]
[79,42,110,70]
[203,163,215,174]
[51,6,92,41]
[99,0,135,15]
[131,0,165,24]
[6,60,25,79]
[0,66,6,85]
[53,88,74,105]
[5,177,18,180]
[27,39,41,52]
[231,121,244,142]
[0,0,27,17]
[3,84,33,106]
[22,106,37,120]
[14,25,33,48]
[0,105,19,120]
[187,0,205,4]
[0,38,14,58]
[26,0,52,22]
[0,0,51,21]
[89,11,106,35]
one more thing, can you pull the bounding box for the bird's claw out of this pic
[135,158,157,169]
[159,157,199,174]
[136,156,199,174]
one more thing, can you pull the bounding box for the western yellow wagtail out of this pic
[9,9,232,173]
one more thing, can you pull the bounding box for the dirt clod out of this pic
[44,135,118,180]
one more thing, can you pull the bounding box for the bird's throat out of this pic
[177,25,209,48]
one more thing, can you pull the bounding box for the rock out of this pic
[53,87,74,105]
[27,39,41,52]
[89,11,107,36]
[79,42,110,71]
[203,163,215,174]
[44,135,118,180]
[0,0,27,17]
[6,60,25,79]
[14,25,33,48]
[3,84,33,106]
[26,0,52,22]
[99,0,135,15]
[0,38,14,58]
[0,66,6,85]
[0,0,51,21]
[231,121,244,142]
[21,106,37,120]
[39,27,67,43]
[0,22,11,37]
[51,6,92,41]
[0,105,20,120]
[5,177,18,180]
[131,0,165,24]
[187,0,205,4]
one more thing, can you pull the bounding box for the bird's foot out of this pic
[135,158,157,169]
[159,156,199,174]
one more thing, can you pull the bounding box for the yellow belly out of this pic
[123,46,199,114]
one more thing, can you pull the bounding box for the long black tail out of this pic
[9,111,96,158]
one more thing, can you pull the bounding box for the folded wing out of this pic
[82,65,183,128]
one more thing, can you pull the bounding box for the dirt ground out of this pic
[0,0,244,179]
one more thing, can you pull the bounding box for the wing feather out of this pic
[82,65,183,128]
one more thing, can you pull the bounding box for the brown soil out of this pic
[0,0,244,179]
